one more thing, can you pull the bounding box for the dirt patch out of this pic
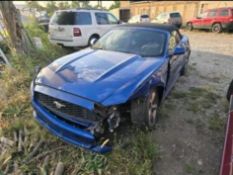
[153,31,233,175]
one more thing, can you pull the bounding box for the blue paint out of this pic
[32,26,190,153]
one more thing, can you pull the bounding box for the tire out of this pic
[88,35,99,46]
[227,79,233,101]
[187,22,193,31]
[131,89,159,129]
[211,23,222,33]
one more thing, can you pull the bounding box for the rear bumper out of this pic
[49,36,87,47]
[219,96,233,175]
[32,99,112,153]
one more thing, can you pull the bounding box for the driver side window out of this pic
[168,35,176,52]
[169,30,180,52]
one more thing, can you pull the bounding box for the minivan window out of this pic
[170,13,181,18]
[95,13,118,25]
[220,9,229,17]
[75,12,92,25]
[51,11,92,25]
[95,13,108,24]
[107,13,118,24]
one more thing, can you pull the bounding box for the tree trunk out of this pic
[0,1,35,55]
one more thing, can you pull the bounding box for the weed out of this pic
[208,113,225,131]
[184,164,195,174]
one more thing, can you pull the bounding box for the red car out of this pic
[219,80,233,175]
[187,7,233,33]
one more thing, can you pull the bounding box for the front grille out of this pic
[35,92,97,122]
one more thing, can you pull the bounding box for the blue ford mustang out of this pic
[31,24,191,153]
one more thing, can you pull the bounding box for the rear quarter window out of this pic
[51,11,75,25]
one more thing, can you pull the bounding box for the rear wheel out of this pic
[187,22,193,31]
[88,35,99,46]
[131,89,159,129]
[212,23,222,33]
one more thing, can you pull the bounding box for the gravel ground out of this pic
[153,31,233,175]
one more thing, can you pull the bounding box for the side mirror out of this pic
[174,47,185,55]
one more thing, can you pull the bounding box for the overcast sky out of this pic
[13,1,115,8]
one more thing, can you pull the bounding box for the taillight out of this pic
[73,27,81,37]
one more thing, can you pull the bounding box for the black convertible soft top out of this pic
[119,23,178,34]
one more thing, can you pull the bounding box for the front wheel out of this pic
[131,89,159,129]
[187,23,193,31]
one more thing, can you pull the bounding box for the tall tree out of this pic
[80,1,91,8]
[71,1,81,8]
[46,2,58,16]
[109,1,120,10]
[0,1,35,55]
[57,2,70,10]
[27,1,45,11]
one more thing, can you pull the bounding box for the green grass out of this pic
[184,164,195,174]
[0,22,158,174]
[208,113,225,131]
[171,87,221,114]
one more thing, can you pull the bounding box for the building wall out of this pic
[120,1,233,23]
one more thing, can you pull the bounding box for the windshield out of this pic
[92,28,167,57]
[170,13,181,18]
[141,15,149,18]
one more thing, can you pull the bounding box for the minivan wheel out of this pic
[212,23,222,33]
[131,89,159,129]
[187,23,193,31]
[88,36,99,46]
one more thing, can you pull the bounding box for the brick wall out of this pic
[120,1,233,23]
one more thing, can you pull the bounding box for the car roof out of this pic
[207,7,233,11]
[55,8,107,13]
[119,23,178,33]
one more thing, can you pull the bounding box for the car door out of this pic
[94,12,118,36]
[203,9,217,29]
[167,31,182,87]
[193,11,208,28]
[218,8,231,25]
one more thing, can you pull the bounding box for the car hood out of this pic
[35,48,165,105]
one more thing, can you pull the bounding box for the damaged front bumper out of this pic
[32,99,112,154]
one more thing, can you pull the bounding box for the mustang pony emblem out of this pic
[53,101,66,109]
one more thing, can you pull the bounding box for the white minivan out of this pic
[49,9,120,48]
